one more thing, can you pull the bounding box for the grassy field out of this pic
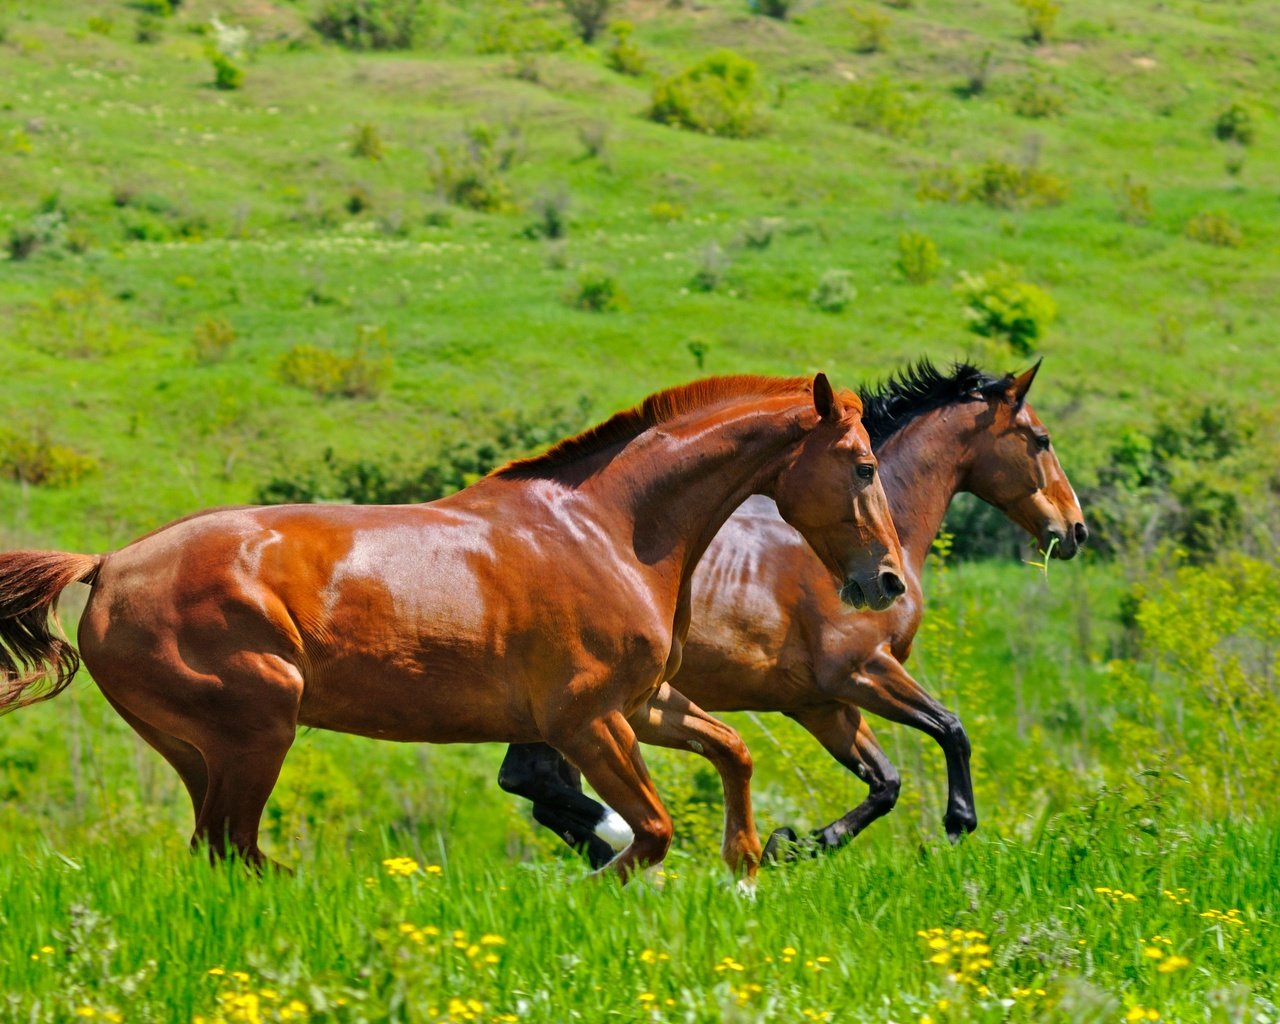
[2,0,1279,1020]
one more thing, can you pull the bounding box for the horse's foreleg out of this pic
[846,647,976,841]
[550,710,673,882]
[497,743,619,868]
[629,684,760,881]
[765,704,900,861]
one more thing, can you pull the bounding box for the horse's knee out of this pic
[939,712,971,758]
[630,811,674,865]
[713,727,754,782]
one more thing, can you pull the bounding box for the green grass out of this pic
[2,1,1279,1019]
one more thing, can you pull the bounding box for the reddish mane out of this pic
[497,375,863,478]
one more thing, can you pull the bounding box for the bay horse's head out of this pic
[964,360,1087,559]
[773,374,906,610]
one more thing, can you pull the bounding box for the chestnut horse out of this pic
[497,361,1086,865]
[0,374,904,882]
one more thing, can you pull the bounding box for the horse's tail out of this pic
[0,550,101,715]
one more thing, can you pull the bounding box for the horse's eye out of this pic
[856,464,875,481]
[1035,434,1051,451]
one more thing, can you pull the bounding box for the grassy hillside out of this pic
[2,1,1278,1021]
[2,0,1277,549]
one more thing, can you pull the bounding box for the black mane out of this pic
[858,359,1010,449]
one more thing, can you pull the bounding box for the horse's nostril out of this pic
[879,571,906,599]
[1074,521,1089,546]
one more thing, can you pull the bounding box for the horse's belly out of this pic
[297,651,537,744]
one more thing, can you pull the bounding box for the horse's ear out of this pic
[812,372,840,422]
[1008,358,1042,411]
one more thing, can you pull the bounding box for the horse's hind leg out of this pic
[498,744,618,868]
[765,704,900,861]
[629,683,761,880]
[100,691,209,821]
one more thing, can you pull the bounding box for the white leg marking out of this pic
[594,807,635,851]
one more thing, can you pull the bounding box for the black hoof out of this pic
[943,810,978,844]
[762,827,799,865]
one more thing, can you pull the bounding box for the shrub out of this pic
[605,20,645,76]
[475,0,570,56]
[739,217,781,250]
[257,399,592,505]
[966,159,1068,209]
[848,6,891,53]
[567,268,628,312]
[430,123,521,213]
[192,317,236,363]
[1014,0,1059,44]
[1184,211,1242,248]
[649,200,685,223]
[210,50,244,90]
[834,77,926,137]
[562,0,613,43]
[276,326,392,398]
[755,0,793,19]
[1084,406,1256,560]
[524,188,570,240]
[134,13,164,43]
[87,16,113,35]
[1114,174,1152,225]
[0,430,96,487]
[313,0,430,50]
[1213,101,1254,145]
[810,269,856,313]
[577,121,610,162]
[689,243,729,293]
[1012,72,1065,118]
[957,48,993,98]
[649,50,766,139]
[350,123,385,161]
[916,167,964,203]
[956,264,1055,354]
[895,230,940,284]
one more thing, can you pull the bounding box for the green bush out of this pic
[1012,72,1065,118]
[1184,211,1243,248]
[689,243,729,293]
[1084,406,1260,561]
[1014,0,1059,44]
[649,50,766,139]
[834,77,926,137]
[257,399,592,505]
[966,158,1068,209]
[475,0,570,55]
[810,269,856,313]
[430,123,521,213]
[605,20,646,76]
[350,123,385,161]
[848,6,891,53]
[562,0,613,43]
[312,0,431,50]
[0,429,96,487]
[1114,174,1152,226]
[956,263,1056,354]
[567,268,628,312]
[276,326,392,399]
[192,317,236,364]
[134,13,164,43]
[523,188,570,240]
[895,230,940,284]
[1213,101,1254,145]
[210,51,244,91]
[755,0,793,20]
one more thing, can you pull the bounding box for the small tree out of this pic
[956,264,1056,354]
[562,0,613,43]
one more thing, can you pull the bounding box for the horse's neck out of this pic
[878,405,978,582]
[592,403,808,595]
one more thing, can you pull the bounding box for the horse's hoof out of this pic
[943,810,978,844]
[762,827,799,865]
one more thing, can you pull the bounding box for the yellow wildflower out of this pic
[1157,955,1190,974]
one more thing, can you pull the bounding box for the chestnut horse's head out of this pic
[964,360,1087,559]
[773,374,906,610]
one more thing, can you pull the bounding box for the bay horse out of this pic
[0,374,905,882]
[496,360,1087,865]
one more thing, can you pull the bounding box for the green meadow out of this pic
[1,0,1278,1020]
